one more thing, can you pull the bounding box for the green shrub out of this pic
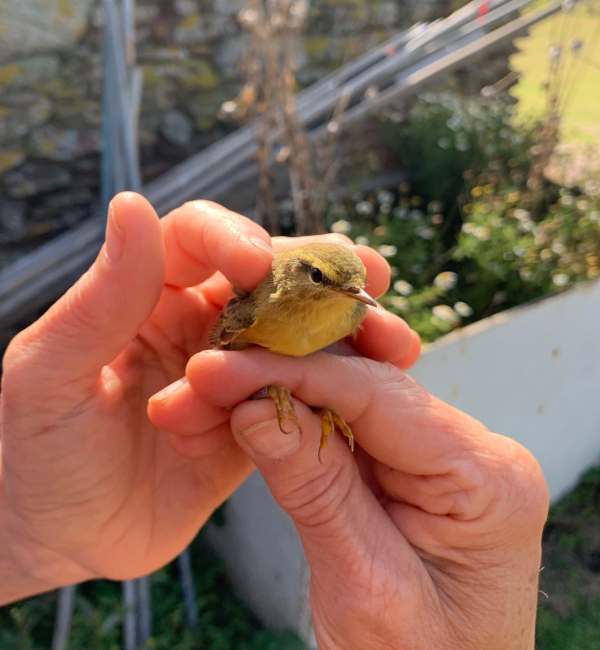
[329,94,600,343]
[381,93,539,224]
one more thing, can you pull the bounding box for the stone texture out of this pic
[0,199,27,243]
[0,0,509,260]
[2,162,72,198]
[0,0,94,62]
[160,109,194,147]
[29,125,101,161]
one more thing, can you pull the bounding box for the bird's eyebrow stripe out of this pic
[299,260,333,285]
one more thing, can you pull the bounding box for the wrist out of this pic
[0,470,92,606]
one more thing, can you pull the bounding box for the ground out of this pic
[537,467,600,649]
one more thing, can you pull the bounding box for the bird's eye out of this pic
[309,267,323,284]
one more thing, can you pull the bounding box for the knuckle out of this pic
[1,331,36,408]
[511,443,550,521]
[3,330,27,368]
[489,436,550,532]
[2,329,36,382]
[279,462,353,531]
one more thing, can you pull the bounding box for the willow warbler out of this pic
[210,242,377,458]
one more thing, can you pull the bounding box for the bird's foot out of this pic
[266,385,300,435]
[261,386,354,462]
[318,408,354,463]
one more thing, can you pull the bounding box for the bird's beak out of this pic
[342,286,378,307]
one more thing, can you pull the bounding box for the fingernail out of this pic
[245,235,272,255]
[105,201,124,264]
[150,377,188,403]
[240,419,301,460]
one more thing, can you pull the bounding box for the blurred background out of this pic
[0,0,599,648]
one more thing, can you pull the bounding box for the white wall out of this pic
[412,278,600,500]
[208,278,600,644]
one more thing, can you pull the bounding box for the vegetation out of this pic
[536,467,600,649]
[0,534,305,650]
[512,1,600,144]
[328,93,600,343]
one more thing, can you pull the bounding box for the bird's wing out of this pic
[209,294,257,350]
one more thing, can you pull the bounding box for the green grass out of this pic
[537,599,600,650]
[0,533,306,650]
[511,2,600,143]
[536,467,600,649]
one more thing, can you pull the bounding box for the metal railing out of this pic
[51,3,197,649]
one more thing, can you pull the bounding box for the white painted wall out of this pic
[207,278,600,644]
[413,278,600,500]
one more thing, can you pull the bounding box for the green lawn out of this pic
[511,2,600,143]
[536,467,600,649]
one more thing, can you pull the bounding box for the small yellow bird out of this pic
[210,242,377,458]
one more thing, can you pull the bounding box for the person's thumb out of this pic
[13,192,165,384]
[230,397,408,591]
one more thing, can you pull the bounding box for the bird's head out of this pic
[273,243,377,306]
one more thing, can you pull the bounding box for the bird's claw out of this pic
[266,385,299,435]
[318,408,354,463]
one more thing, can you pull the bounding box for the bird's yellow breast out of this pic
[237,294,366,356]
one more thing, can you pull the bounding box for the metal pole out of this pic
[122,580,137,650]
[178,549,199,629]
[51,586,76,650]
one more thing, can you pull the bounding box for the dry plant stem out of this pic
[528,6,600,193]
[256,112,280,235]
[238,0,346,236]
[275,22,319,233]
[253,19,280,235]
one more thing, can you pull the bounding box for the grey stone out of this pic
[214,38,243,79]
[175,0,200,17]
[160,109,193,147]
[3,162,72,198]
[29,125,101,161]
[31,188,94,220]
[0,96,52,144]
[0,1,94,63]
[0,54,60,88]
[0,198,27,243]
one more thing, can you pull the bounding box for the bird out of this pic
[210,242,377,460]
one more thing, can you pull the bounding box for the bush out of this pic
[328,94,600,343]
[381,93,539,226]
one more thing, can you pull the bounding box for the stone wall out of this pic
[0,0,507,262]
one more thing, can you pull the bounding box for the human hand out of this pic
[0,193,417,604]
[154,349,549,650]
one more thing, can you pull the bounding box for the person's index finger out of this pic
[162,200,273,290]
[185,348,481,476]
[272,233,353,249]
[354,244,390,298]
[353,308,421,369]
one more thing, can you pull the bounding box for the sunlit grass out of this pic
[511,1,600,144]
